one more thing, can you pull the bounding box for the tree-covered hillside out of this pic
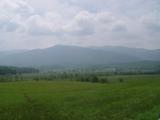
[0,45,159,67]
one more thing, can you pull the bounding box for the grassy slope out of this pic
[0,75,160,120]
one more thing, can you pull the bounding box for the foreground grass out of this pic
[0,75,160,120]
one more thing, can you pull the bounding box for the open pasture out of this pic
[0,75,160,120]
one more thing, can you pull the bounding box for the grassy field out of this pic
[0,74,160,120]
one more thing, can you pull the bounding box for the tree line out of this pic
[0,66,39,75]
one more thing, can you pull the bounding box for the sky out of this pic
[0,0,160,50]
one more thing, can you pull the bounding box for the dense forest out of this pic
[0,66,39,75]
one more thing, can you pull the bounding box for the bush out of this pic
[119,78,124,83]
[89,75,99,83]
[78,76,88,82]
[33,77,40,81]
[78,75,99,83]
[99,77,109,83]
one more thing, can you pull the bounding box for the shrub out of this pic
[119,78,124,83]
[33,77,40,81]
[89,75,99,83]
[100,77,109,83]
[78,75,99,83]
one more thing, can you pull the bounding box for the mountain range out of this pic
[0,45,159,68]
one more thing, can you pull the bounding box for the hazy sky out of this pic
[0,0,160,50]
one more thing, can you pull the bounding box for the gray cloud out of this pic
[141,13,160,33]
[63,11,95,36]
[0,0,160,50]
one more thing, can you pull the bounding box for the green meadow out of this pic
[0,74,160,120]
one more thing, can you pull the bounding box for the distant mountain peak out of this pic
[0,45,159,67]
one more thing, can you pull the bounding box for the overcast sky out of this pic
[0,0,160,50]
